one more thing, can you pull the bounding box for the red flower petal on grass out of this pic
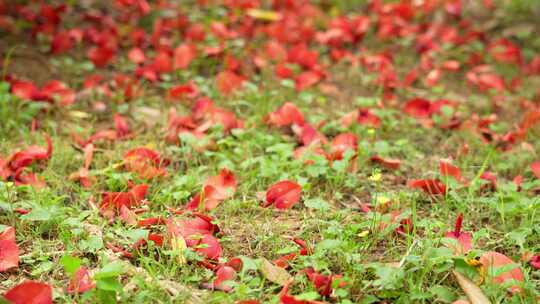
[444,213,472,254]
[408,179,446,195]
[305,268,346,297]
[168,82,199,100]
[128,47,146,64]
[329,132,357,161]
[216,71,245,95]
[67,267,95,294]
[357,109,381,127]
[531,162,540,179]
[88,46,115,67]
[114,114,130,138]
[295,70,322,91]
[0,239,19,272]
[186,169,237,211]
[370,156,401,170]
[439,160,462,181]
[404,98,432,118]
[209,265,237,291]
[100,184,149,218]
[10,80,39,100]
[124,147,166,179]
[479,252,524,293]
[265,180,302,210]
[0,157,11,180]
[529,255,540,269]
[0,226,15,241]
[174,43,197,70]
[4,281,52,304]
[267,102,305,128]
[280,278,325,304]
[8,134,53,171]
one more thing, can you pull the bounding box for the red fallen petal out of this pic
[439,160,462,181]
[8,134,53,171]
[279,279,325,304]
[425,69,442,87]
[531,162,540,179]
[196,234,222,260]
[442,60,461,71]
[295,70,322,91]
[408,179,446,195]
[124,147,166,179]
[10,80,39,100]
[357,109,381,127]
[14,170,46,188]
[168,82,199,100]
[4,280,52,304]
[67,267,95,294]
[225,257,243,272]
[480,252,524,293]
[174,43,197,70]
[137,217,165,227]
[293,124,327,147]
[0,239,19,272]
[370,156,401,170]
[265,180,302,210]
[127,47,145,64]
[267,102,305,128]
[445,213,472,254]
[203,169,237,201]
[100,184,148,214]
[186,186,220,211]
[274,252,297,268]
[404,98,432,118]
[130,184,149,202]
[211,265,237,292]
[152,50,173,74]
[530,255,540,269]
[80,129,117,146]
[329,132,357,160]
[41,80,76,106]
[0,157,11,180]
[0,226,15,242]
[50,31,74,54]
[305,268,345,297]
[480,171,497,188]
[275,64,293,79]
[88,46,115,67]
[478,73,505,92]
[216,71,245,95]
[114,114,130,138]
[105,242,133,258]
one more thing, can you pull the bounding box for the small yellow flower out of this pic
[369,173,382,182]
[358,230,370,238]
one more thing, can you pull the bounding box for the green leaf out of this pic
[429,285,456,303]
[304,198,331,211]
[94,262,125,279]
[60,255,81,276]
[96,277,122,292]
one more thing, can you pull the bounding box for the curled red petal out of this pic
[265,180,302,210]
[67,266,95,294]
[408,179,446,195]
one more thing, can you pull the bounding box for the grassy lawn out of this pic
[1,0,540,303]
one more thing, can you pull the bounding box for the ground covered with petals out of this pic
[1,0,540,303]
